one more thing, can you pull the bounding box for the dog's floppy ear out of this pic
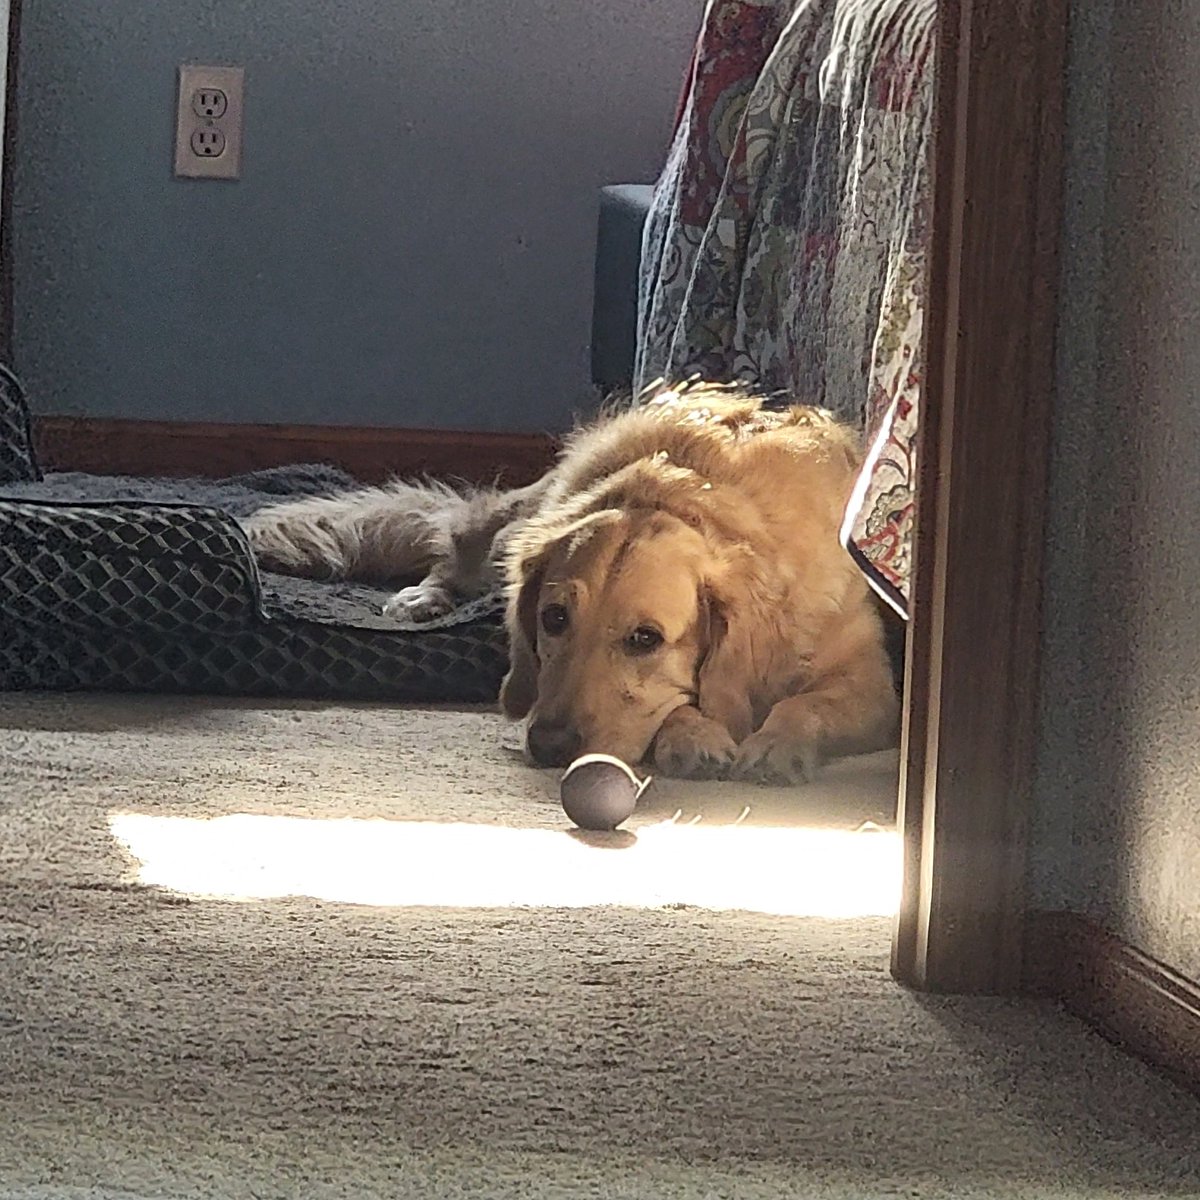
[499,507,624,719]
[499,550,546,719]
[696,569,762,745]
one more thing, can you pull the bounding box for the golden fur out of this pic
[244,385,899,783]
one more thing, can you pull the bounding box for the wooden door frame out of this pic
[893,0,1068,993]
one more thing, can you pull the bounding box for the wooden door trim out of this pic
[893,0,1069,992]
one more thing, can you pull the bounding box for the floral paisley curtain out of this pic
[634,0,934,616]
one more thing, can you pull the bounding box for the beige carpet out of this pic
[1,694,1199,1200]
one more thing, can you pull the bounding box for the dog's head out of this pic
[498,461,763,766]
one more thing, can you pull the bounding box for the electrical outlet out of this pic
[190,127,226,157]
[192,88,227,120]
[174,64,243,180]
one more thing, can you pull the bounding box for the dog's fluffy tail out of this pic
[243,480,464,585]
[242,475,553,592]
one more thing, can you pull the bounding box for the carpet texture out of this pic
[1,694,1199,1199]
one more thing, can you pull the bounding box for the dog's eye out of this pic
[624,626,664,655]
[540,604,569,636]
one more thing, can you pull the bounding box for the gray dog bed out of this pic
[0,368,510,701]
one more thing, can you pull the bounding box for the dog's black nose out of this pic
[527,720,582,767]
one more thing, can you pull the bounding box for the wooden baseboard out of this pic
[1024,910,1200,1097]
[33,416,559,487]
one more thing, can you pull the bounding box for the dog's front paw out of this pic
[653,710,737,780]
[732,729,821,786]
[382,583,456,623]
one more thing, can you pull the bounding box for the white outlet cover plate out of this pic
[174,64,244,180]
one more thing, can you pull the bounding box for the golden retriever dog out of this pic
[244,385,899,783]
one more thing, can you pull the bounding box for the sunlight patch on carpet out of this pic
[108,813,900,917]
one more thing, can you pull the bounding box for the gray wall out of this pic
[11,0,699,433]
[0,0,8,213]
[1032,0,1200,980]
